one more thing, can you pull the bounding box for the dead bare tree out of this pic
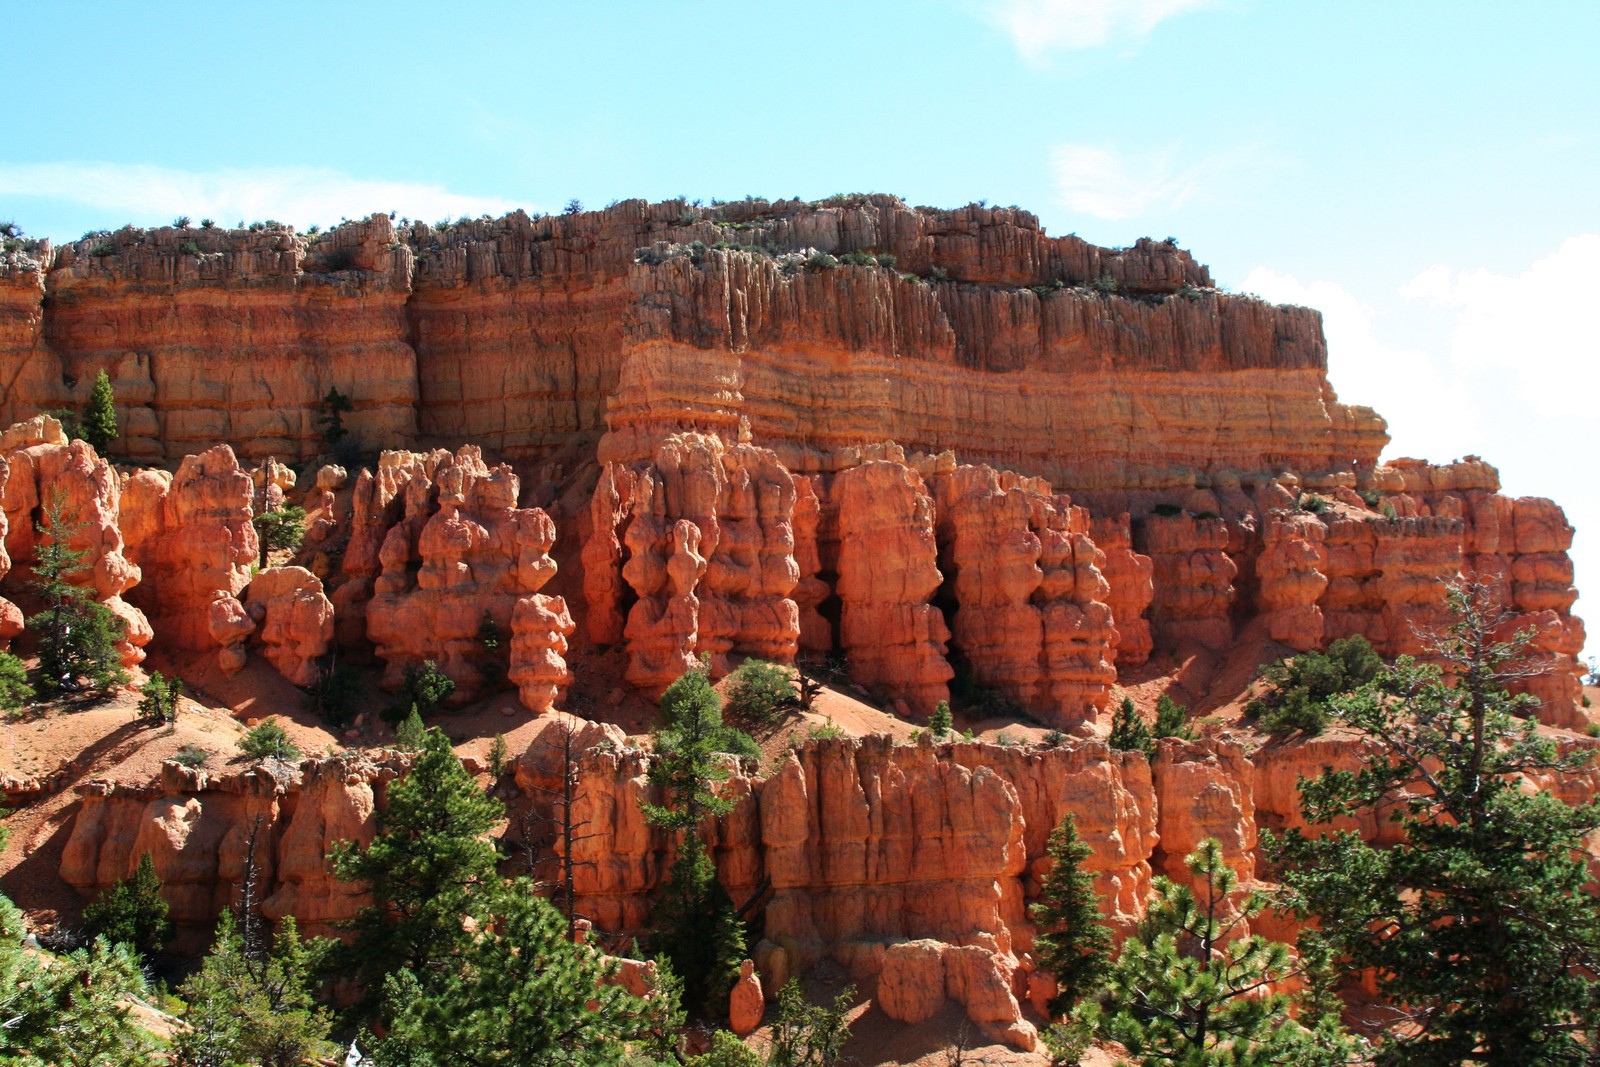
[523,716,604,940]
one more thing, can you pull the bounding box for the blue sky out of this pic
[5,0,1596,663]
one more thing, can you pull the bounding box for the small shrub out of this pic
[389,660,455,723]
[1152,694,1193,741]
[1043,728,1067,747]
[1587,724,1600,738]
[875,252,897,269]
[1151,502,1183,517]
[200,218,215,229]
[1247,635,1383,736]
[994,731,1017,747]
[394,706,426,750]
[1176,281,1202,302]
[808,719,845,740]
[564,199,583,215]
[1381,500,1398,520]
[929,700,953,738]
[137,671,181,725]
[1299,493,1331,514]
[488,732,509,777]
[179,240,201,257]
[805,251,839,271]
[838,249,877,267]
[90,242,115,257]
[929,265,949,281]
[240,718,300,763]
[1109,697,1155,759]
[1093,274,1119,293]
[252,505,307,561]
[171,745,210,769]
[724,659,795,725]
[0,651,34,714]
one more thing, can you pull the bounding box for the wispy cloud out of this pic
[1050,143,1258,221]
[983,0,1215,61]
[0,162,520,233]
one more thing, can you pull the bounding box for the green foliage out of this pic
[645,666,753,1017]
[724,658,795,725]
[1108,696,1155,758]
[1042,728,1067,747]
[394,705,427,750]
[487,731,510,777]
[0,895,157,1067]
[1083,838,1353,1066]
[1030,815,1112,1016]
[81,852,173,961]
[172,744,211,769]
[137,669,181,725]
[240,717,300,762]
[1151,502,1183,517]
[175,909,335,1067]
[1152,693,1193,740]
[688,1030,764,1067]
[252,504,306,557]
[928,699,953,738]
[1246,634,1382,735]
[768,979,855,1067]
[82,369,118,455]
[476,610,506,688]
[373,880,652,1067]
[334,725,504,989]
[1271,579,1600,1064]
[388,658,455,722]
[28,496,128,696]
[306,660,359,726]
[0,651,34,713]
[317,386,354,443]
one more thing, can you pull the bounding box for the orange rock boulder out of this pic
[245,566,335,686]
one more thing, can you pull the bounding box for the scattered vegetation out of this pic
[252,503,307,562]
[388,659,455,723]
[1108,696,1154,758]
[81,852,174,962]
[723,658,795,725]
[171,745,211,769]
[240,718,300,763]
[488,732,509,777]
[1298,492,1330,514]
[136,669,182,725]
[0,651,35,715]
[1245,634,1382,735]
[29,496,128,697]
[1152,694,1193,741]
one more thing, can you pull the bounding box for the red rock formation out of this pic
[1090,515,1153,667]
[1258,511,1330,652]
[728,959,764,1036]
[244,566,334,687]
[834,461,951,713]
[1140,514,1236,652]
[363,446,568,708]
[509,594,576,714]
[0,416,151,664]
[0,457,24,649]
[588,433,802,691]
[121,444,256,663]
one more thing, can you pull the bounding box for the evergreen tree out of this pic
[1152,693,1193,740]
[0,650,34,714]
[82,368,118,455]
[644,666,753,1018]
[371,879,654,1067]
[28,496,127,696]
[174,910,335,1067]
[137,670,180,725]
[394,705,427,749]
[252,504,306,565]
[687,1031,764,1067]
[1273,578,1600,1065]
[80,852,173,961]
[1,892,156,1067]
[1108,696,1154,758]
[929,699,953,738]
[317,386,354,443]
[240,717,300,762]
[1084,839,1352,1066]
[1029,814,1112,1017]
[768,979,855,1067]
[1246,634,1382,735]
[334,725,503,991]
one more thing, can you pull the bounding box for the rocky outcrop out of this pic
[585,433,801,691]
[1090,516,1153,667]
[1140,513,1237,653]
[363,446,569,709]
[834,461,951,714]
[0,416,151,664]
[244,566,334,687]
[120,444,256,665]
[1258,511,1330,652]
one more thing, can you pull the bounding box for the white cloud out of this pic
[1399,235,1600,421]
[1050,143,1260,221]
[984,0,1215,61]
[1239,268,1479,461]
[0,162,519,233]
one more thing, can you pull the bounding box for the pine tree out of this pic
[137,669,180,725]
[334,725,504,991]
[1108,696,1154,758]
[174,910,335,1067]
[768,978,855,1067]
[80,852,173,961]
[644,665,753,1018]
[929,699,953,738]
[1084,838,1352,1066]
[240,717,300,762]
[1273,578,1600,1064]
[82,368,118,455]
[394,704,427,749]
[1029,814,1112,1017]
[0,651,34,714]
[317,385,354,443]
[372,878,654,1067]
[252,503,306,565]
[1152,693,1193,740]
[28,496,127,696]
[1,892,156,1067]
